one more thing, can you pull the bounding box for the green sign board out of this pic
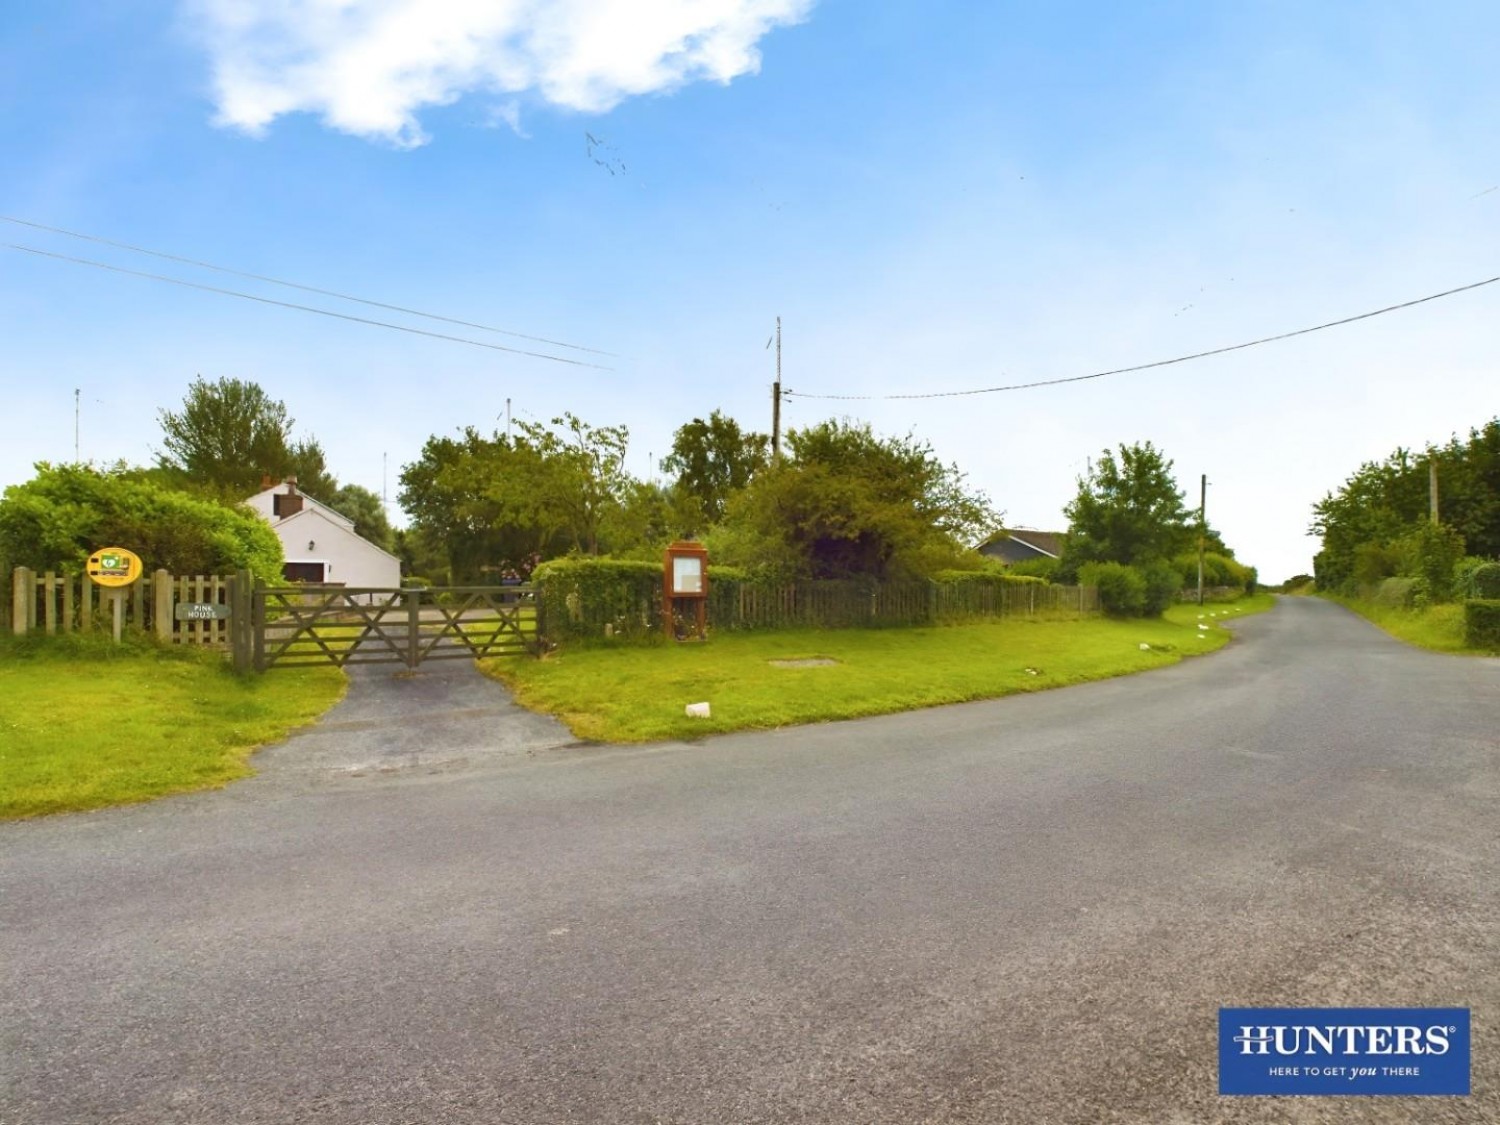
[175,602,233,621]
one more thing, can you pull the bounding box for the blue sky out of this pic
[2,1,1496,582]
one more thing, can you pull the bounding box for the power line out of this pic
[785,274,1500,401]
[3,242,613,371]
[0,214,617,358]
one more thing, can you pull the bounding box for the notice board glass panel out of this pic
[672,556,704,594]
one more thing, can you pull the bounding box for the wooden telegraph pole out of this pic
[771,316,783,462]
[1197,474,1208,607]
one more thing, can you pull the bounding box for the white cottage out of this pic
[245,478,401,590]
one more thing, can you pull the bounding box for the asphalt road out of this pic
[3,597,1498,1123]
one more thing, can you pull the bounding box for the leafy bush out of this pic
[1470,562,1500,599]
[1463,599,1500,651]
[1006,557,1060,581]
[0,463,283,577]
[1394,522,1465,602]
[1173,551,1251,591]
[1371,576,1421,608]
[1352,542,1402,587]
[1079,561,1146,617]
[1139,561,1182,617]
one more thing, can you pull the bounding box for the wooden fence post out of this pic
[154,570,174,642]
[405,586,421,669]
[80,574,93,632]
[229,571,253,673]
[251,579,266,672]
[42,571,57,635]
[12,567,28,636]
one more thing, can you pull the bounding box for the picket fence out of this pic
[10,567,240,646]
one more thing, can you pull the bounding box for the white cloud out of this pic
[483,99,527,136]
[188,0,813,147]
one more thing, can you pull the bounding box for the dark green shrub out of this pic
[1471,562,1500,599]
[1353,542,1402,586]
[1395,522,1465,602]
[1139,561,1182,617]
[1464,599,1500,650]
[1080,561,1146,617]
[1452,557,1487,599]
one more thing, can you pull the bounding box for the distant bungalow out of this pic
[978,528,1064,566]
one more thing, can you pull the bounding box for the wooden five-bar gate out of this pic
[251,584,539,671]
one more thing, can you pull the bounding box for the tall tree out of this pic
[661,411,769,526]
[1061,442,1194,571]
[1311,417,1500,590]
[156,376,338,499]
[397,414,634,581]
[285,438,339,501]
[719,420,999,579]
[157,377,293,496]
[512,413,631,556]
[330,483,394,552]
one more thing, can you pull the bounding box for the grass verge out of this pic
[0,633,345,819]
[482,594,1274,743]
[1323,595,1471,654]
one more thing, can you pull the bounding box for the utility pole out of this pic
[1197,473,1208,607]
[1429,457,1440,524]
[74,388,80,462]
[506,397,512,442]
[771,317,783,462]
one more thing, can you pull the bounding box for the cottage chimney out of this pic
[273,477,304,518]
[260,473,274,491]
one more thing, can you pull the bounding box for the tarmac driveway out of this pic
[251,658,579,784]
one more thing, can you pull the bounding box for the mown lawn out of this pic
[482,594,1274,743]
[0,634,345,819]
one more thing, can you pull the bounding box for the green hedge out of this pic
[929,570,1045,588]
[1464,599,1500,650]
[532,558,663,644]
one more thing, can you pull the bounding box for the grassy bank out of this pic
[1324,595,1471,654]
[483,594,1274,743]
[0,634,345,819]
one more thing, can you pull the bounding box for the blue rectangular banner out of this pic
[1219,1008,1470,1096]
